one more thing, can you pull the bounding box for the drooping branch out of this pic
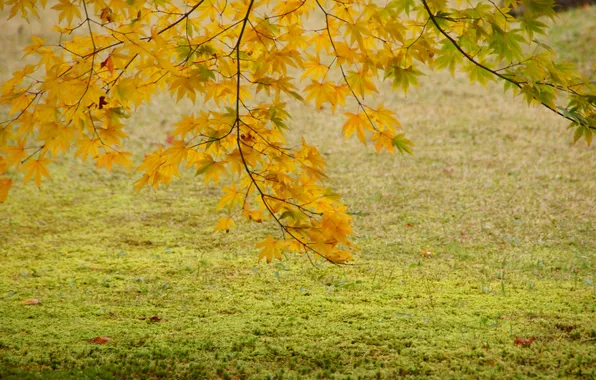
[420,0,595,130]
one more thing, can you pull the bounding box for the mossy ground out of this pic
[1,5,595,379]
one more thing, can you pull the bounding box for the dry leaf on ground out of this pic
[22,299,41,305]
[90,336,111,344]
[514,336,536,346]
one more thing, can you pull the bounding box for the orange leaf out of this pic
[99,7,113,23]
[100,56,114,76]
[0,178,12,203]
[22,299,41,305]
[514,336,535,346]
[90,336,111,344]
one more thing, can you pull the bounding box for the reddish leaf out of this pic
[514,336,535,346]
[100,56,114,76]
[90,336,111,344]
[149,316,162,322]
[98,96,108,110]
[22,298,41,305]
[99,7,113,23]
[405,223,413,228]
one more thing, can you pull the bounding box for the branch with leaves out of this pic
[0,0,594,263]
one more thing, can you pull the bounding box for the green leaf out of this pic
[585,128,593,146]
[392,133,414,155]
[520,17,547,40]
[434,41,462,76]
[385,65,423,94]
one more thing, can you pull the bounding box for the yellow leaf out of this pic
[346,69,378,98]
[214,217,235,233]
[195,158,227,184]
[369,104,401,131]
[20,156,51,188]
[163,140,189,167]
[342,113,367,143]
[372,130,395,153]
[51,0,82,24]
[256,235,283,263]
[95,151,133,171]
[216,184,244,211]
[304,80,335,109]
[243,209,264,223]
[2,138,27,167]
[9,93,33,116]
[301,55,329,81]
[23,36,45,57]
[75,137,101,162]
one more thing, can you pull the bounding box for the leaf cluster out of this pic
[0,0,593,262]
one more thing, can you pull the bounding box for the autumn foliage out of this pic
[0,0,594,263]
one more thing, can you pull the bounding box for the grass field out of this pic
[1,4,595,379]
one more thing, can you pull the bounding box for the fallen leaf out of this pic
[420,248,434,258]
[405,223,414,228]
[514,336,535,346]
[22,299,41,305]
[90,336,111,344]
[149,316,162,322]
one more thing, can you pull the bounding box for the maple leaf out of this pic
[51,0,82,24]
[75,138,102,162]
[95,151,133,171]
[217,184,244,211]
[342,112,368,143]
[20,156,51,188]
[346,69,378,98]
[214,217,236,233]
[256,235,284,263]
[23,36,45,57]
[0,178,11,203]
[304,80,336,109]
[301,55,329,81]
[195,158,227,184]
[392,134,414,155]
[2,138,27,167]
